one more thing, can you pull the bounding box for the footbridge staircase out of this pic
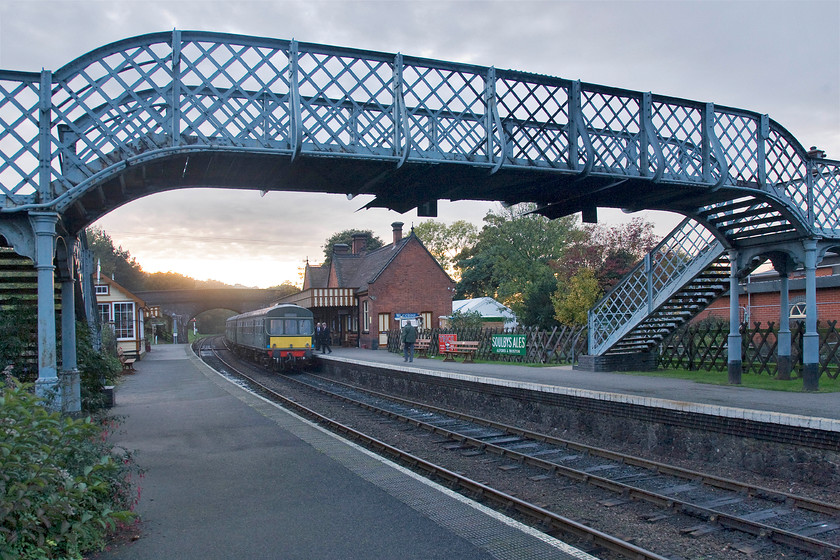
[588,219,728,358]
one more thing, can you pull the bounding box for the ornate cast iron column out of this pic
[727,250,742,384]
[802,239,820,391]
[30,212,60,406]
[59,236,80,413]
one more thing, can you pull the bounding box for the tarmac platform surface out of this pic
[92,344,596,560]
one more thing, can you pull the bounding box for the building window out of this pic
[378,313,390,334]
[362,300,370,332]
[113,302,135,340]
[95,285,109,295]
[98,303,111,326]
[790,301,807,319]
[421,311,432,331]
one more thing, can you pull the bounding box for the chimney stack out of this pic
[333,243,350,255]
[391,221,404,244]
[351,233,368,254]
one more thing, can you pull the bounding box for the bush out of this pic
[75,322,122,412]
[0,377,142,559]
[0,300,36,382]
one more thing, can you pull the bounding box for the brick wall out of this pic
[359,237,453,347]
[694,285,840,324]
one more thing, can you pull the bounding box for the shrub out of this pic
[0,378,142,559]
[75,322,121,412]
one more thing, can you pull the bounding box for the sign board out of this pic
[439,333,457,353]
[394,313,419,319]
[491,333,526,356]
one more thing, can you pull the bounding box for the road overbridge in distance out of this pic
[135,287,289,342]
[0,30,837,409]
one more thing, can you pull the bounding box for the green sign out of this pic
[491,334,526,355]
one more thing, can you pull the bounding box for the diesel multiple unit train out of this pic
[225,304,315,370]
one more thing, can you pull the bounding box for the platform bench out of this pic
[442,341,479,363]
[117,348,136,372]
[414,338,431,358]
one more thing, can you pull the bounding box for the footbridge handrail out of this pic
[588,218,724,355]
[0,30,836,237]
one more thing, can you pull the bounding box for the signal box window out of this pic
[113,302,135,340]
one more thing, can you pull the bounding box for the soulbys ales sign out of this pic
[491,333,526,356]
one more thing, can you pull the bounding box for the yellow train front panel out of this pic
[268,335,312,358]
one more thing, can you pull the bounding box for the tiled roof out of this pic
[304,264,330,289]
[332,235,415,292]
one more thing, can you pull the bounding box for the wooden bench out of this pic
[414,338,431,358]
[117,348,136,373]
[442,341,479,363]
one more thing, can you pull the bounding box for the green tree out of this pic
[455,204,581,325]
[552,267,603,325]
[448,309,485,330]
[321,229,384,266]
[552,217,658,292]
[86,227,145,292]
[412,220,478,279]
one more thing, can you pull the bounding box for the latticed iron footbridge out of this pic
[0,30,836,408]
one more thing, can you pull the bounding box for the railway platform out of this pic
[321,347,840,429]
[92,344,596,560]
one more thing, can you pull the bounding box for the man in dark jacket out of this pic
[320,323,332,354]
[400,321,417,362]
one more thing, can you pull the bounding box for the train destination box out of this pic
[491,334,526,356]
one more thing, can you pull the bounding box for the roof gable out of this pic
[329,233,451,290]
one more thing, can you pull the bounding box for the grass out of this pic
[621,367,840,393]
[418,352,840,393]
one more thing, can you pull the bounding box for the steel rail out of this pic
[199,338,671,560]
[306,372,839,516]
[288,371,840,558]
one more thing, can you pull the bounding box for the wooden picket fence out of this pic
[387,325,587,365]
[387,320,840,379]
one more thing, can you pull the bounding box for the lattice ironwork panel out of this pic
[0,74,40,200]
[580,88,641,175]
[495,76,570,168]
[715,111,759,186]
[813,161,840,233]
[401,62,487,161]
[765,128,808,213]
[650,101,706,182]
[177,38,292,147]
[50,38,174,193]
[297,50,394,154]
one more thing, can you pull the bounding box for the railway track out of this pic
[198,338,840,559]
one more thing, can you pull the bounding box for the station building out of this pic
[281,222,455,349]
[94,275,147,359]
[693,255,840,325]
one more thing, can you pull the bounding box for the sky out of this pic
[1,0,838,288]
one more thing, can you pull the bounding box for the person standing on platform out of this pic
[314,322,322,352]
[320,322,332,354]
[400,321,417,362]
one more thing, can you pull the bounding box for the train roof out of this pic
[226,304,313,322]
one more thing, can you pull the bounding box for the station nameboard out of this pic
[491,334,526,355]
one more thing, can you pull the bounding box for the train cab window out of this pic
[269,318,314,335]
